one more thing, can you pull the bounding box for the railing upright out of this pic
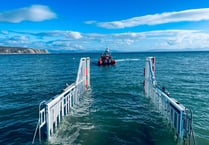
[144,57,196,143]
[32,57,90,143]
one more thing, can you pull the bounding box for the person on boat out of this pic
[105,47,109,53]
[104,48,110,56]
[98,47,116,65]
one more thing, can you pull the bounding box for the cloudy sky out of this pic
[1,0,209,52]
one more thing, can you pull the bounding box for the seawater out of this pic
[0,52,209,145]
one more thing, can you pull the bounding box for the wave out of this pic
[49,91,94,145]
[116,58,140,62]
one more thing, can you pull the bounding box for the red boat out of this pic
[98,48,116,65]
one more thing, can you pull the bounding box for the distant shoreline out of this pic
[0,45,209,54]
[0,46,49,54]
[47,50,209,54]
[0,53,49,55]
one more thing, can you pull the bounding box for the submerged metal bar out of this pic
[32,100,46,144]
[32,119,39,144]
[39,101,46,143]
[33,57,90,143]
[144,57,193,140]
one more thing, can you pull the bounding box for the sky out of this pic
[1,0,209,52]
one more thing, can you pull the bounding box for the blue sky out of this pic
[1,0,209,52]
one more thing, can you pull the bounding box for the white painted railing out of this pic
[32,57,90,144]
[144,57,195,142]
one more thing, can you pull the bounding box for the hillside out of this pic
[0,46,49,54]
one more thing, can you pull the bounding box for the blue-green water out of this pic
[0,52,209,145]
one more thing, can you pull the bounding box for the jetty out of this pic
[32,56,196,144]
[32,57,90,144]
[144,57,196,144]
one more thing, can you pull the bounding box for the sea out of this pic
[0,52,209,145]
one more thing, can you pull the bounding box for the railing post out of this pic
[39,100,46,144]
[33,57,91,142]
[144,57,195,141]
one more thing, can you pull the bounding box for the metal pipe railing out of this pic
[32,57,90,143]
[144,57,196,142]
[32,100,46,144]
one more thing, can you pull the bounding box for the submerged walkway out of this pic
[32,56,196,145]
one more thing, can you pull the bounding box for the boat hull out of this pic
[98,59,116,66]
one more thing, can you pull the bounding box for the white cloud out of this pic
[1,29,209,51]
[163,30,209,49]
[30,31,83,40]
[125,39,134,45]
[1,30,8,34]
[45,39,84,50]
[65,31,82,39]
[0,5,56,23]
[2,35,30,45]
[96,8,209,29]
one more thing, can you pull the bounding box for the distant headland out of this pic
[0,46,49,54]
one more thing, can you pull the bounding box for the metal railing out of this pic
[32,57,90,144]
[144,57,196,144]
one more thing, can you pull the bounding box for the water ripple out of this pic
[0,53,209,145]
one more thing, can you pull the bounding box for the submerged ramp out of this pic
[144,57,196,143]
[32,57,90,144]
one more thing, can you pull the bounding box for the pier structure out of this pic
[144,57,196,143]
[32,57,90,144]
[32,56,197,144]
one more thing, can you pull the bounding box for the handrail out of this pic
[32,100,46,144]
[32,119,39,144]
[144,57,197,143]
[32,57,90,143]
[39,100,46,144]
[189,109,197,145]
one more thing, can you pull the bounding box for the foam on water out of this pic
[49,91,94,145]
[115,58,140,62]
